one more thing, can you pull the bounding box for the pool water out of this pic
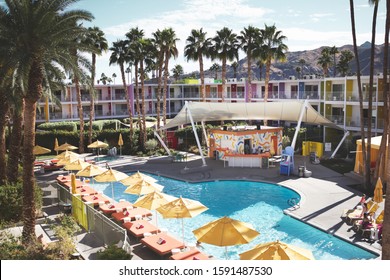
[90,174,378,260]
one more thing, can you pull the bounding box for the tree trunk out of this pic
[156,54,164,130]
[75,75,84,153]
[350,0,368,190]
[221,57,227,102]
[7,101,24,184]
[0,92,9,185]
[247,53,252,101]
[140,60,147,150]
[163,51,169,126]
[120,63,133,150]
[365,2,379,190]
[88,53,96,145]
[22,58,43,245]
[263,58,272,126]
[380,0,390,261]
[199,54,206,101]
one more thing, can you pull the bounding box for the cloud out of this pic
[309,13,335,22]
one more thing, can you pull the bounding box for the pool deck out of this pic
[35,153,383,260]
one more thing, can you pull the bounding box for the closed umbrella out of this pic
[54,138,59,154]
[373,177,383,203]
[33,145,51,155]
[94,168,128,200]
[239,240,314,260]
[124,179,164,196]
[133,191,177,227]
[270,139,276,156]
[193,216,259,259]
[118,133,124,156]
[157,196,208,245]
[120,171,157,186]
[71,173,77,194]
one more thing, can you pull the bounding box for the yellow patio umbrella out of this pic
[76,164,107,178]
[64,159,91,172]
[133,191,177,227]
[55,150,79,160]
[56,153,79,166]
[88,140,109,149]
[33,145,51,155]
[157,196,208,245]
[118,133,124,156]
[124,179,164,196]
[373,177,384,203]
[192,216,259,259]
[71,173,77,194]
[54,138,59,154]
[94,168,128,199]
[120,171,158,186]
[55,142,78,151]
[88,140,109,158]
[239,240,315,260]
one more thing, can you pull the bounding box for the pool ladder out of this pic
[287,197,300,208]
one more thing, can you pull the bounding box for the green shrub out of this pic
[37,121,77,132]
[144,139,158,151]
[0,181,42,222]
[96,244,132,260]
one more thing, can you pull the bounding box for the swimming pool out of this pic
[90,173,378,260]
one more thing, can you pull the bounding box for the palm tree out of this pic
[209,63,220,79]
[378,0,390,260]
[256,59,265,81]
[109,39,134,149]
[112,73,117,84]
[0,86,9,184]
[161,28,179,125]
[126,27,144,129]
[257,24,288,104]
[151,29,164,130]
[295,66,302,79]
[85,26,108,145]
[184,28,212,101]
[212,27,239,102]
[0,0,93,244]
[299,58,306,77]
[349,0,368,192]
[238,25,260,101]
[329,46,339,77]
[171,64,184,81]
[336,50,354,76]
[231,61,239,79]
[317,47,332,77]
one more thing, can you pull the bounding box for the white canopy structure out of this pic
[155,100,346,166]
[160,100,341,131]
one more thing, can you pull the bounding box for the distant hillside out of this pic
[197,42,390,81]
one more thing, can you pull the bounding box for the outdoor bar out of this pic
[209,126,283,168]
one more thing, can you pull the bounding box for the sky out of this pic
[1,0,388,82]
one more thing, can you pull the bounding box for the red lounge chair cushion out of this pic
[136,224,144,229]
[108,204,115,209]
[93,196,98,200]
[157,238,166,245]
[193,256,200,260]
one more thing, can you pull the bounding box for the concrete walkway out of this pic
[34,153,383,259]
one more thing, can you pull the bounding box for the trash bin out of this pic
[298,166,305,177]
[61,203,72,214]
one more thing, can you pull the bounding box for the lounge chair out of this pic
[111,207,152,222]
[141,232,185,257]
[99,200,133,215]
[345,205,364,225]
[123,220,160,239]
[82,193,110,206]
[169,248,210,260]
[74,185,98,196]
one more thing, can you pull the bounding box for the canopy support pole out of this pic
[201,121,209,154]
[330,130,350,159]
[154,131,171,156]
[186,101,207,166]
[291,99,309,150]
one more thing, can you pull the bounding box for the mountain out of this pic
[198,42,390,81]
